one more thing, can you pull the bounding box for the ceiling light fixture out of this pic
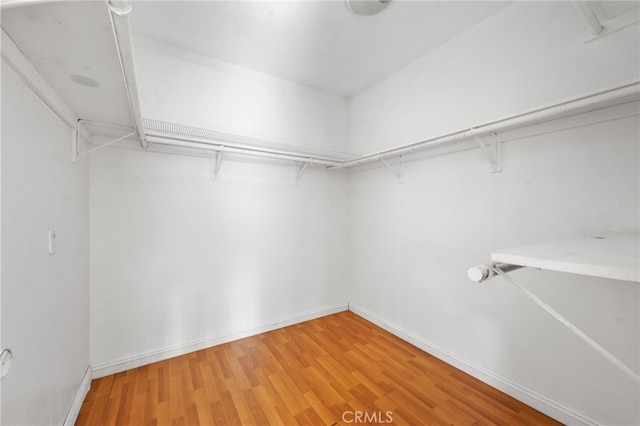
[345,0,392,16]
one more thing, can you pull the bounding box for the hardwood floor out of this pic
[77,311,561,425]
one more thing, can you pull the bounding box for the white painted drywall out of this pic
[134,36,350,153]
[1,62,90,425]
[0,55,3,426]
[90,149,349,370]
[348,1,640,154]
[348,104,639,423]
[347,2,639,423]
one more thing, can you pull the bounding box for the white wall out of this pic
[347,2,639,424]
[349,107,639,425]
[1,62,90,425]
[135,36,350,153]
[348,1,640,154]
[90,149,349,372]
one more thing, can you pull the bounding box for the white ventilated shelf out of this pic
[491,232,640,282]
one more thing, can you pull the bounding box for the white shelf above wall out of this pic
[491,232,640,283]
[481,232,640,385]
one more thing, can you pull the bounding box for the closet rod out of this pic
[111,82,637,169]
[467,263,525,283]
[146,135,343,168]
[328,81,639,170]
[107,0,147,149]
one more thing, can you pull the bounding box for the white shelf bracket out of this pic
[294,160,311,185]
[379,155,404,184]
[211,148,224,180]
[473,131,501,173]
[75,131,136,161]
[490,265,640,385]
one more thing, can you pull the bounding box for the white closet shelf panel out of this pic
[491,232,640,282]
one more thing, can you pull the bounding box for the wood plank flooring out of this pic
[77,311,561,425]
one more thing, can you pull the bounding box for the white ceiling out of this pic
[128,1,512,98]
[2,0,637,131]
[1,1,135,127]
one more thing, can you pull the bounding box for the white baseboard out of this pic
[348,303,602,426]
[63,365,92,426]
[90,301,599,424]
[92,301,348,379]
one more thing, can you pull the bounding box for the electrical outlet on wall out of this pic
[48,228,56,255]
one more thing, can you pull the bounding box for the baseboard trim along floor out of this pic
[91,301,349,379]
[348,303,602,426]
[78,311,560,425]
[85,301,603,425]
[64,365,92,426]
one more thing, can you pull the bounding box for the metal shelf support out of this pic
[72,120,136,162]
[473,132,501,173]
[75,132,136,162]
[294,160,311,185]
[379,155,404,184]
[490,265,640,385]
[469,261,640,384]
[211,149,224,180]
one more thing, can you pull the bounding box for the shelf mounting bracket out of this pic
[211,148,224,180]
[473,131,501,173]
[74,125,135,162]
[294,160,311,185]
[490,265,640,385]
[379,155,404,184]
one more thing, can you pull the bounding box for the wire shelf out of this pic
[144,119,297,150]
